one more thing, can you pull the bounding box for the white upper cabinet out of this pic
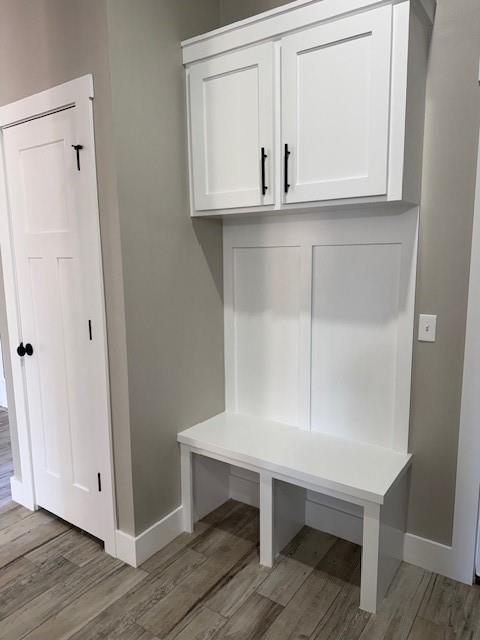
[189,43,274,210]
[183,0,435,217]
[281,6,392,203]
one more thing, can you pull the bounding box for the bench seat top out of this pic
[178,412,412,505]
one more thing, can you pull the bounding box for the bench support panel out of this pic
[361,473,408,612]
[259,475,306,567]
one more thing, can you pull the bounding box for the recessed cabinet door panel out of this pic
[282,6,392,204]
[189,43,274,211]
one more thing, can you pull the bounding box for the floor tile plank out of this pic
[139,522,210,574]
[139,543,254,638]
[69,548,207,640]
[205,549,271,618]
[115,624,160,640]
[0,552,123,640]
[0,556,34,593]
[262,539,361,640]
[0,509,70,568]
[22,563,146,640]
[213,593,283,640]
[25,528,103,568]
[407,617,456,640]
[167,605,227,640]
[256,526,337,606]
[0,555,75,621]
[0,502,33,531]
[418,573,480,639]
[311,564,370,640]
[359,563,432,640]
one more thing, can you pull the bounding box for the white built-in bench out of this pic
[178,412,412,614]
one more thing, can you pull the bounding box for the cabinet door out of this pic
[282,6,392,204]
[189,43,274,212]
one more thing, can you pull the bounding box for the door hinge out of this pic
[88,320,93,341]
[97,472,102,492]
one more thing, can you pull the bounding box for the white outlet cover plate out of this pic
[419,314,437,342]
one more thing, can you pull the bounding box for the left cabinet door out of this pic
[189,42,275,212]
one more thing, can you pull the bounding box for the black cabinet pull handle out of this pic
[17,342,33,357]
[284,143,291,194]
[261,147,268,196]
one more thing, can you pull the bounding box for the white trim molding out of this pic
[9,475,35,511]
[115,506,184,568]
[181,0,436,65]
[403,533,452,577]
[444,98,480,585]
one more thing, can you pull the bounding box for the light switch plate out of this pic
[419,314,437,342]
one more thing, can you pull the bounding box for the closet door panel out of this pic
[189,43,274,211]
[282,5,392,203]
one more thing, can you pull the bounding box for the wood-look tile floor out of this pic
[1,498,480,640]
[0,408,12,508]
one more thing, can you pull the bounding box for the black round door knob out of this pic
[17,342,34,357]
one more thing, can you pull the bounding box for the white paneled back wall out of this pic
[224,208,419,453]
[311,243,401,447]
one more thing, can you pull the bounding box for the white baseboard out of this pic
[0,378,8,409]
[403,532,453,578]
[305,495,363,546]
[10,476,35,511]
[230,469,259,507]
[115,505,183,568]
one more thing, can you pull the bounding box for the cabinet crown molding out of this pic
[182,0,435,65]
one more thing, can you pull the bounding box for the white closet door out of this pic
[3,107,111,541]
[189,42,274,211]
[281,6,392,204]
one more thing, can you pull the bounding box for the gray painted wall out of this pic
[106,0,224,534]
[408,0,480,544]
[220,0,292,24]
[0,0,136,535]
[219,0,480,545]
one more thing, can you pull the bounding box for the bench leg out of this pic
[361,502,381,613]
[360,475,408,613]
[260,472,274,567]
[180,445,194,534]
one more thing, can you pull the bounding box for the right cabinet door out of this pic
[281,5,392,204]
